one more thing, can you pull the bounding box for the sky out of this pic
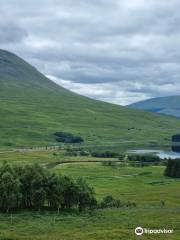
[0,0,180,105]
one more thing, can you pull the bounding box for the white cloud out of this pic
[47,75,149,105]
[1,0,180,105]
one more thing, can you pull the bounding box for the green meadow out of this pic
[1,50,180,150]
[0,150,180,240]
[0,50,180,240]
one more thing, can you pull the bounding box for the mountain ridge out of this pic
[129,96,180,118]
[0,49,180,149]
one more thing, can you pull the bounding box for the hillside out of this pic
[129,96,180,118]
[0,49,180,150]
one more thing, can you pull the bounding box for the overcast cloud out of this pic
[1,0,180,105]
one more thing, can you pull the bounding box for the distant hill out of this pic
[129,96,180,118]
[0,49,180,149]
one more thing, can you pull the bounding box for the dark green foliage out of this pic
[0,163,96,212]
[20,164,46,209]
[99,195,136,209]
[76,178,97,211]
[61,176,79,209]
[172,134,180,142]
[0,170,21,212]
[54,132,84,144]
[91,151,119,158]
[171,145,180,152]
[100,195,123,208]
[127,154,161,162]
[164,159,180,178]
[126,201,137,207]
[64,148,90,156]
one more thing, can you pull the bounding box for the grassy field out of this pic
[0,150,118,166]
[1,50,180,150]
[0,208,179,240]
[0,50,180,239]
[0,151,179,240]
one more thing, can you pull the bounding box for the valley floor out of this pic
[0,151,179,240]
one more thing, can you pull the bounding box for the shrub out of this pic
[100,195,123,208]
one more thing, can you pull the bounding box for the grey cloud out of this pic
[1,0,180,105]
[0,22,27,44]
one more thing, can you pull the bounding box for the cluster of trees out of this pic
[91,151,119,158]
[64,148,89,156]
[0,163,96,212]
[171,146,180,153]
[54,132,84,144]
[172,134,180,142]
[164,159,180,178]
[128,162,166,167]
[127,154,161,162]
[64,149,121,158]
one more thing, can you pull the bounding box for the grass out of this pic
[0,154,180,239]
[0,208,179,240]
[55,164,180,207]
[0,50,180,239]
[0,50,180,150]
[0,150,117,166]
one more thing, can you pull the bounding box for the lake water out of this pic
[127,149,180,159]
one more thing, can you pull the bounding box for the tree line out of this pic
[127,154,161,162]
[164,159,180,178]
[0,162,96,212]
[65,148,121,158]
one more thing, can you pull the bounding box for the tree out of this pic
[20,164,46,208]
[61,176,79,209]
[45,173,64,212]
[0,163,97,212]
[77,178,97,211]
[0,163,21,212]
[164,159,180,178]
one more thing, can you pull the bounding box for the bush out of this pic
[126,201,136,208]
[99,196,136,209]
[100,195,123,208]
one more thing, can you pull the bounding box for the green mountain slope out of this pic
[0,49,180,149]
[129,96,180,118]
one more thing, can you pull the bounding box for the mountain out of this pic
[129,96,180,118]
[0,49,180,150]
